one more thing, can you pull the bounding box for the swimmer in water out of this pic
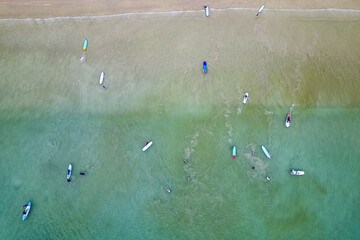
[166,188,171,193]
[183,159,188,163]
[187,176,191,181]
[252,166,255,169]
[252,152,256,156]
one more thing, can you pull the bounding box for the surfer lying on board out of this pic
[23,204,28,214]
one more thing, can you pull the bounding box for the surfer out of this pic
[266,176,271,181]
[80,172,86,175]
[166,188,171,193]
[183,159,188,163]
[252,152,256,156]
[252,166,255,169]
[187,176,191,181]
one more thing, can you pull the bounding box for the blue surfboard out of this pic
[203,61,207,73]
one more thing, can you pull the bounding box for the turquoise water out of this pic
[0,9,360,239]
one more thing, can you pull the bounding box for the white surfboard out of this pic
[67,164,72,181]
[204,6,209,17]
[99,72,104,85]
[290,170,305,175]
[258,5,265,13]
[256,5,265,16]
[262,146,271,158]
[142,141,153,152]
[242,92,249,104]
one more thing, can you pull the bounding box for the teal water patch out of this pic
[1,108,359,239]
[0,9,360,240]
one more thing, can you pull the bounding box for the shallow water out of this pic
[0,9,359,239]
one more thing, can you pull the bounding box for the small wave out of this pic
[263,110,273,145]
[221,92,233,143]
[183,132,199,160]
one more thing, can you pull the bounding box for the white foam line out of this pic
[221,7,360,13]
[0,10,201,22]
[0,7,359,22]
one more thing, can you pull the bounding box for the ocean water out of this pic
[0,9,360,239]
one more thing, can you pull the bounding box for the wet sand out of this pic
[0,0,359,19]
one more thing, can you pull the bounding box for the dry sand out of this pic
[0,0,359,19]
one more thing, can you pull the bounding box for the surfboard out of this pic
[290,170,305,175]
[242,92,249,104]
[22,202,31,221]
[83,39,88,51]
[142,141,153,152]
[67,164,72,181]
[258,5,265,13]
[232,146,236,159]
[99,72,104,85]
[203,61,207,73]
[262,146,271,158]
[285,114,291,128]
[204,6,209,17]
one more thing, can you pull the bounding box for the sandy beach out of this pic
[0,0,359,19]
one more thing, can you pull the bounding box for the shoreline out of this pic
[1,7,360,22]
[0,0,359,19]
